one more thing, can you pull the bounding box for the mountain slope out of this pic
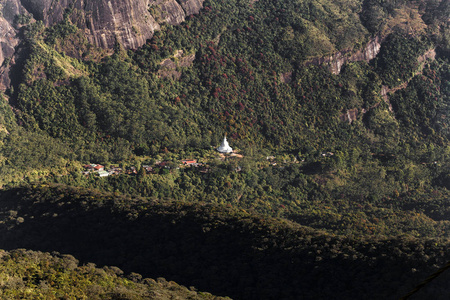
[0,248,228,299]
[0,1,448,298]
[1,184,450,299]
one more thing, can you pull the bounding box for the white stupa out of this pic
[217,136,233,153]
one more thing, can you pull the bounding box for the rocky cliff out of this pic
[0,0,27,90]
[306,36,383,74]
[0,18,18,90]
[17,0,204,50]
[0,0,204,90]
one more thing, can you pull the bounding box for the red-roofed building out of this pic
[94,164,104,171]
[182,159,197,165]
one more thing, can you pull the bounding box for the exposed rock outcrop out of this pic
[2,0,28,23]
[17,0,205,50]
[339,46,437,123]
[380,85,395,112]
[0,0,28,63]
[79,0,160,50]
[3,0,205,52]
[418,48,436,63]
[306,36,383,74]
[0,0,205,90]
[339,108,359,124]
[379,48,436,110]
[280,71,292,84]
[0,18,17,66]
[17,0,160,50]
[0,15,20,90]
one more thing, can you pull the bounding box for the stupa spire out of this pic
[217,135,233,153]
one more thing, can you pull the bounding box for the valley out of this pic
[0,0,449,298]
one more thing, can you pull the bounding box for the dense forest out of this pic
[0,0,449,298]
[0,248,228,299]
[1,184,450,299]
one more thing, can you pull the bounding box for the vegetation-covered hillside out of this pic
[0,248,228,299]
[1,184,450,299]
[2,0,447,163]
[0,0,448,298]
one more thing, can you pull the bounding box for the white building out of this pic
[217,136,233,153]
[98,170,110,177]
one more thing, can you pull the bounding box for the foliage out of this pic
[0,1,449,297]
[1,184,450,299]
[13,13,32,27]
[390,59,450,142]
[8,0,447,163]
[0,249,227,299]
[48,151,450,239]
[0,0,448,237]
[373,33,430,88]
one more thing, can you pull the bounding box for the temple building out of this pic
[217,136,233,153]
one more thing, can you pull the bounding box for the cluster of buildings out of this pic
[81,138,342,179]
[82,164,108,177]
[82,164,122,177]
[82,136,234,178]
[82,159,208,178]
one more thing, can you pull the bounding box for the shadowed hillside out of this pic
[1,184,450,299]
[0,249,228,299]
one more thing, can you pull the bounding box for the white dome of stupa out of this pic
[217,136,233,153]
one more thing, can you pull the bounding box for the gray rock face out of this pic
[0,18,18,66]
[73,0,205,49]
[17,0,160,49]
[2,0,28,23]
[0,0,205,90]
[0,0,24,90]
[1,0,27,65]
[306,36,383,74]
[78,0,160,49]
[3,0,205,52]
[158,50,195,80]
